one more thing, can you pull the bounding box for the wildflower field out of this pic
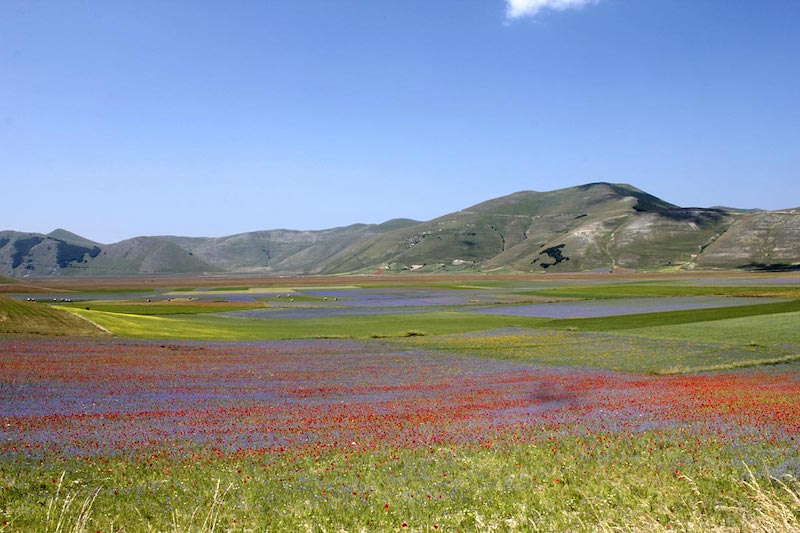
[1,273,800,531]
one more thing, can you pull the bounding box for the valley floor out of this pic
[1,272,799,531]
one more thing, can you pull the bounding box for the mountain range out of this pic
[3,183,799,277]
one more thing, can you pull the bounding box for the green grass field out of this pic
[61,307,550,340]
[59,300,267,316]
[400,327,800,374]
[0,295,105,336]
[627,310,800,345]
[6,433,798,532]
[545,299,800,332]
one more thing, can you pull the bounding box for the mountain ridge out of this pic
[3,183,799,276]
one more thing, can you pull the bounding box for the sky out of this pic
[2,0,799,243]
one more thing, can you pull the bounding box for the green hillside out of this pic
[316,182,721,274]
[2,183,798,276]
[82,237,221,275]
[47,228,102,247]
[159,220,422,274]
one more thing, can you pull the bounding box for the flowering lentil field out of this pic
[2,275,800,531]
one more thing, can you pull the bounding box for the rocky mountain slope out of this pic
[2,183,798,276]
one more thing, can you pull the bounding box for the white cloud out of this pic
[506,0,600,19]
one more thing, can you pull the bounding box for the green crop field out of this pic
[627,310,800,346]
[59,300,267,316]
[61,307,550,340]
[545,299,800,332]
[399,326,800,374]
[0,295,106,336]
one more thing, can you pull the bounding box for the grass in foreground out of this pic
[4,433,799,531]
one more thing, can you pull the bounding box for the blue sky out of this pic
[2,0,799,243]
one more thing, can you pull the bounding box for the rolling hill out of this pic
[2,183,798,277]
